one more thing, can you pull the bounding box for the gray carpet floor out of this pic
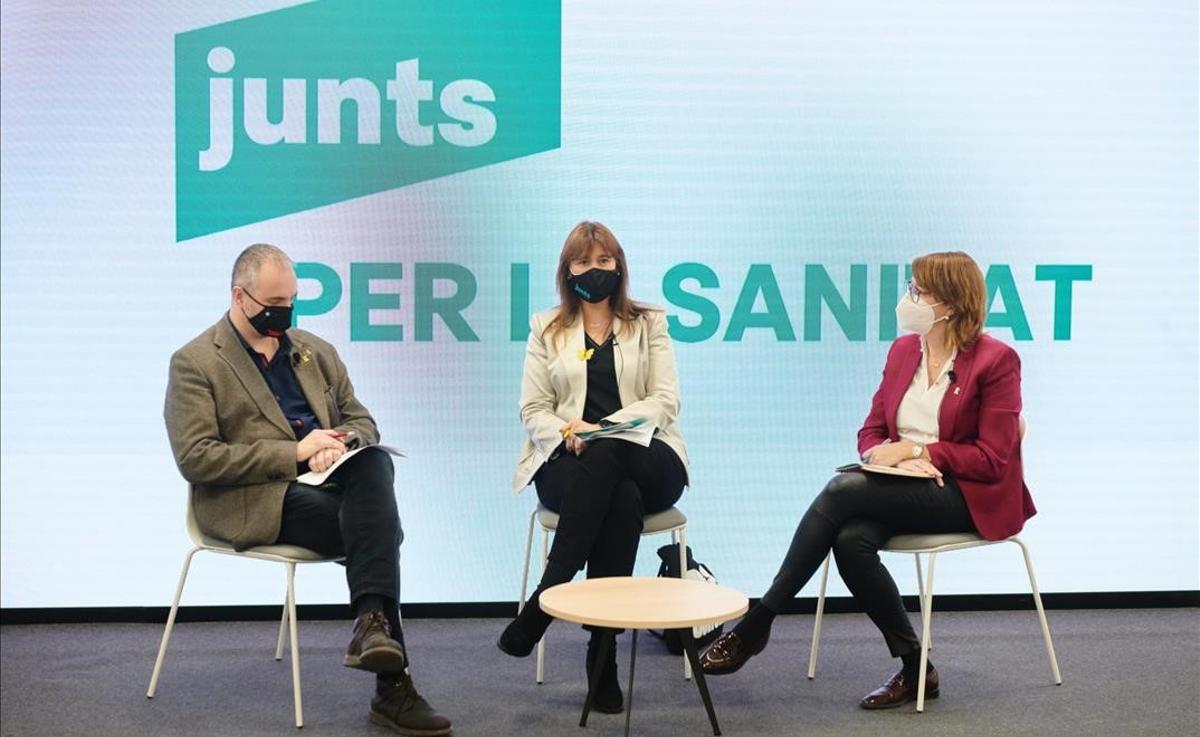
[2,609,1197,737]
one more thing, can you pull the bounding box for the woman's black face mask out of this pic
[567,268,621,303]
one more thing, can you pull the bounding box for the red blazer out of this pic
[857,333,1036,540]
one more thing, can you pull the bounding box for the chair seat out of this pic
[193,533,336,563]
[536,504,687,534]
[884,532,996,552]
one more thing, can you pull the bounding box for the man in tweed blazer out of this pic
[164,244,450,736]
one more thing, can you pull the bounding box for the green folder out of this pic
[574,417,648,440]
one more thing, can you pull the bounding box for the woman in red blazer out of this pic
[700,251,1036,709]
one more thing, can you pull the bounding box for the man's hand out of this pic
[897,458,945,487]
[307,446,345,473]
[296,429,347,462]
[562,419,602,456]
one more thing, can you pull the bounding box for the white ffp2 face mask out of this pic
[895,296,947,335]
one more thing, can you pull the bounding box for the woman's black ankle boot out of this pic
[585,630,623,714]
[499,560,577,658]
[498,592,554,657]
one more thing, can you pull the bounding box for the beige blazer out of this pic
[164,316,379,550]
[512,306,689,491]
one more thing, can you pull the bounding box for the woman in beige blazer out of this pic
[498,221,689,713]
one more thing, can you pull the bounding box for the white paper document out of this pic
[296,444,406,486]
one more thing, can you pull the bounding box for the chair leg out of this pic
[916,553,937,713]
[679,526,692,681]
[285,562,303,729]
[914,554,931,651]
[676,528,687,580]
[1012,538,1063,685]
[147,547,201,698]
[807,553,831,680]
[518,509,537,614]
[275,594,289,661]
[535,526,549,684]
[396,550,403,626]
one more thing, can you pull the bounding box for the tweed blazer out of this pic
[164,315,379,550]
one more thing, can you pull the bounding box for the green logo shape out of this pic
[175,0,561,241]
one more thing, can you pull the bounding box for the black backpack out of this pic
[648,543,724,655]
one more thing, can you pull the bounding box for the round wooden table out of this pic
[540,576,748,737]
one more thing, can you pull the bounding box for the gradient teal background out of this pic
[1,0,1196,607]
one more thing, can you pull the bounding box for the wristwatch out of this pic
[912,443,925,459]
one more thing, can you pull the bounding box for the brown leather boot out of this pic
[344,610,407,673]
[370,672,453,736]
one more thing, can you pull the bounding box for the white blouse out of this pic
[895,339,958,447]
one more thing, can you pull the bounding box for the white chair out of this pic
[806,416,1062,711]
[146,485,343,728]
[519,503,693,681]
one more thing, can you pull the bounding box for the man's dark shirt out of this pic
[228,316,319,441]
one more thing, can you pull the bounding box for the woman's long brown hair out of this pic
[543,221,652,344]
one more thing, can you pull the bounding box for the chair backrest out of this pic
[1018,415,1028,482]
[184,484,208,548]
